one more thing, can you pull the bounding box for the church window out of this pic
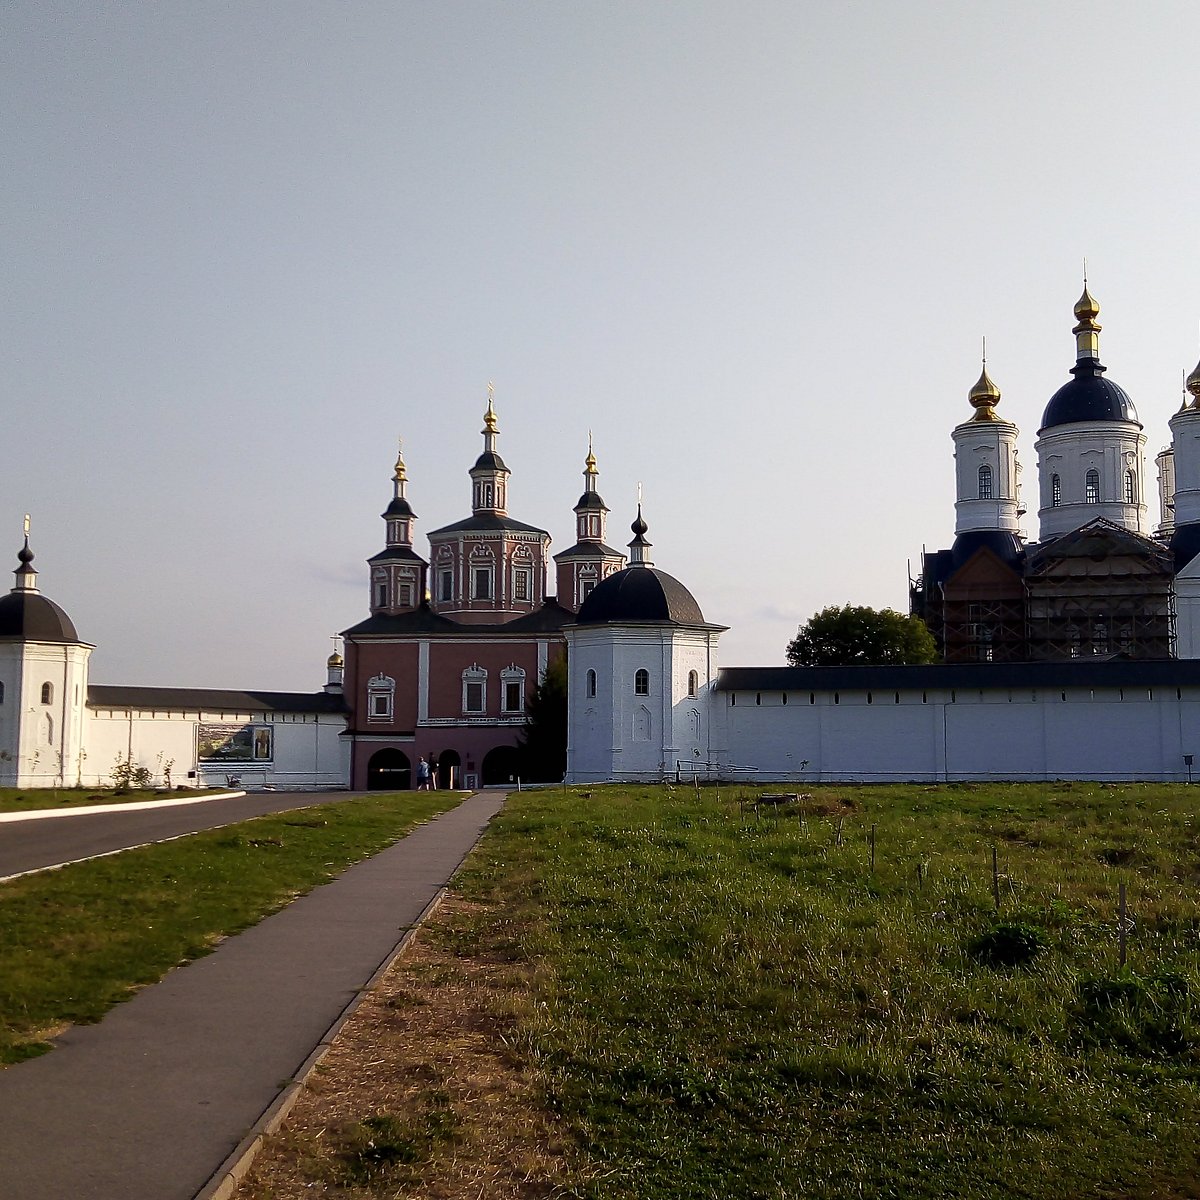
[1125,470,1137,505]
[1052,474,1061,507]
[398,582,413,607]
[1086,469,1100,504]
[376,582,388,607]
[462,665,487,714]
[367,674,395,722]
[41,682,53,705]
[473,568,493,600]
[513,568,531,602]
[439,570,453,602]
[0,681,4,703]
[1069,627,1082,657]
[978,465,993,500]
[501,666,526,713]
[687,670,698,697]
[1094,619,1109,654]
[586,669,596,697]
[43,713,53,745]
[580,580,596,601]
[634,669,649,695]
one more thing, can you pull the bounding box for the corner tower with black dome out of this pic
[0,528,94,787]
[368,441,428,616]
[565,507,726,783]
[1035,284,1148,541]
[553,440,626,611]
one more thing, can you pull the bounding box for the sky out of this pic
[4,2,1200,690]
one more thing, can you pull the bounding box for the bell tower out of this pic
[554,438,626,611]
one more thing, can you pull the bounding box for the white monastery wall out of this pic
[714,684,1200,782]
[83,707,349,791]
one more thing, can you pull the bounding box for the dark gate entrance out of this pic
[481,744,520,786]
[366,748,411,791]
[434,749,461,790]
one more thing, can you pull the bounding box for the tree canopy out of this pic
[786,604,939,667]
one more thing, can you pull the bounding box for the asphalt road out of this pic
[0,790,374,879]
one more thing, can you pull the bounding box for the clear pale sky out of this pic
[4,2,1199,690]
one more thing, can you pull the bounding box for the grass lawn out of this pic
[0,786,224,813]
[459,781,1200,1199]
[0,791,456,1063]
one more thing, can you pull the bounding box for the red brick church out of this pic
[340,394,625,789]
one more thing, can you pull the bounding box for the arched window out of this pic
[687,670,698,697]
[1051,474,1061,507]
[586,669,597,698]
[1086,469,1100,504]
[1125,470,1137,505]
[634,669,649,695]
[977,464,993,500]
[40,682,53,705]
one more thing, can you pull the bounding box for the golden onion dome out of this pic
[1187,357,1200,407]
[1074,284,1100,322]
[327,651,344,668]
[968,363,1001,421]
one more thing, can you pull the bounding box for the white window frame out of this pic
[501,665,526,713]
[439,569,454,602]
[473,566,493,600]
[366,674,395,722]
[462,665,487,714]
[635,669,650,696]
[512,566,531,602]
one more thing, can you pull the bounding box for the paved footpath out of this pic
[0,792,505,1200]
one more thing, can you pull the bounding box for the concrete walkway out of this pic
[0,792,506,1200]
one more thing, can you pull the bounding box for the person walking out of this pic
[416,757,431,790]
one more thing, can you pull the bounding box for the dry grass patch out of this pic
[235,894,580,1199]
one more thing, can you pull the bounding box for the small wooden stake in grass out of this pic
[835,815,844,847]
[917,861,924,889]
[992,844,1000,911]
[870,823,876,872]
[1119,881,1128,969]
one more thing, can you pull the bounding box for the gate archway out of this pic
[434,749,461,790]
[367,748,411,791]
[481,744,520,786]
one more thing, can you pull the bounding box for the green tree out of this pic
[518,653,568,782]
[786,604,938,667]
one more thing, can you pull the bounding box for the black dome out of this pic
[472,450,508,472]
[1041,361,1139,430]
[1170,523,1200,572]
[950,529,1024,571]
[0,592,80,642]
[576,566,705,625]
[384,496,415,517]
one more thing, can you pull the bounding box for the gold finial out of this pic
[585,431,597,474]
[1187,356,1200,407]
[393,436,407,483]
[483,382,498,432]
[968,339,1001,420]
[1074,263,1100,328]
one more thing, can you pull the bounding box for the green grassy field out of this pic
[462,782,1200,1199]
[0,791,455,1063]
